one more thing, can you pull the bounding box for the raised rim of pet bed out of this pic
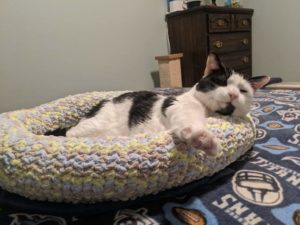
[0,89,255,206]
[0,167,236,215]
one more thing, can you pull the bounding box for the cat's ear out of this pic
[248,75,271,91]
[204,52,225,76]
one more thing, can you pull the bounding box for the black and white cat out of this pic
[66,53,268,156]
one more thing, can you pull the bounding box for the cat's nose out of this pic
[229,92,238,101]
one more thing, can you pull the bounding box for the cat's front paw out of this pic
[181,128,219,156]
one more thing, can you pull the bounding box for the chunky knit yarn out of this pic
[0,90,255,203]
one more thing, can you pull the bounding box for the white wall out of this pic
[243,0,300,81]
[0,0,168,112]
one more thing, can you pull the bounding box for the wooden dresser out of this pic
[166,6,254,87]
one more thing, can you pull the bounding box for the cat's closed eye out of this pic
[240,89,247,93]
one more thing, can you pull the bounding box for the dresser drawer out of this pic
[208,14,231,33]
[209,33,251,53]
[219,51,251,70]
[233,14,252,31]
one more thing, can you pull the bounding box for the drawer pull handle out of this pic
[214,41,223,48]
[242,56,249,63]
[242,19,249,26]
[242,38,249,45]
[217,19,226,26]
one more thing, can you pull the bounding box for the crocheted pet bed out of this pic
[0,90,255,204]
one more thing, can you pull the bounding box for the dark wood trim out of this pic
[166,6,254,19]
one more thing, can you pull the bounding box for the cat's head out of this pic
[194,52,269,117]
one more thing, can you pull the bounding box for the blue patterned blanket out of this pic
[1,89,300,225]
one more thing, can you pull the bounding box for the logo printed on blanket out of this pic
[250,156,300,189]
[253,97,274,102]
[282,156,300,167]
[255,129,266,140]
[295,124,300,133]
[113,208,159,225]
[212,194,270,225]
[250,102,261,111]
[259,121,294,130]
[250,116,260,125]
[255,105,283,115]
[9,213,66,225]
[274,100,300,109]
[232,170,283,206]
[163,198,218,225]
[172,207,206,225]
[250,111,261,118]
[274,96,298,102]
[271,89,298,95]
[256,138,298,155]
[277,108,300,122]
[288,124,300,145]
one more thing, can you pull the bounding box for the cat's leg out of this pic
[66,117,104,137]
[166,102,219,156]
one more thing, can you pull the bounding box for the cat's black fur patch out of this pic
[217,103,235,115]
[196,52,232,92]
[196,69,229,92]
[113,92,136,104]
[126,91,159,128]
[161,96,177,117]
[85,99,109,118]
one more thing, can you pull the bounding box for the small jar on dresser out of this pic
[166,6,254,87]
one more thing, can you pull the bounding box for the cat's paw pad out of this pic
[191,130,219,156]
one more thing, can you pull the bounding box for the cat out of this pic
[66,53,268,156]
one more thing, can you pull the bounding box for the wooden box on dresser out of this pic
[166,6,254,87]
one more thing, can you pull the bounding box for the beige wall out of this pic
[3,1,299,113]
[243,0,300,81]
[0,0,167,112]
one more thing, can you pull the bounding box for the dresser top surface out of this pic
[166,6,254,18]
